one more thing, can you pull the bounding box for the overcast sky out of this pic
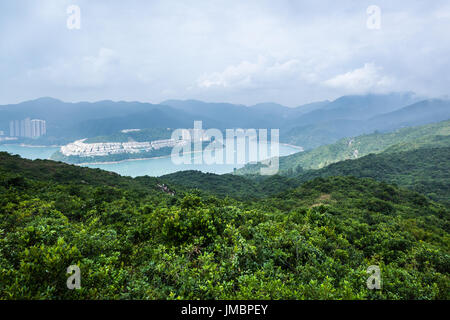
[1,0,449,106]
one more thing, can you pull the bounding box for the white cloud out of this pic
[323,63,394,93]
[197,56,300,89]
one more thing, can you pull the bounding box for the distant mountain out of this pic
[287,92,419,128]
[161,99,287,128]
[292,100,331,114]
[0,98,222,142]
[162,99,333,127]
[0,98,156,125]
[69,107,221,138]
[0,98,167,137]
[162,94,420,133]
[1,93,445,149]
[284,98,450,149]
[249,101,331,119]
[249,102,293,119]
[368,99,450,131]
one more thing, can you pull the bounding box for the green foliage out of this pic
[161,171,268,200]
[0,152,448,300]
[295,147,450,205]
[238,120,450,175]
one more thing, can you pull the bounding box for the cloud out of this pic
[197,56,300,89]
[26,48,122,88]
[1,1,450,105]
[323,63,394,93]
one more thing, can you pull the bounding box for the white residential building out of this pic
[9,118,46,138]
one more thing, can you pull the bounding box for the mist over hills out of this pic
[283,97,450,149]
[287,92,419,126]
[368,99,450,131]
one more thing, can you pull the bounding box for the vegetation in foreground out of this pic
[0,152,448,299]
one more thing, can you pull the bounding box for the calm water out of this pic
[0,143,301,177]
[0,144,60,160]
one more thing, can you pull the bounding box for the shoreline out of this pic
[74,150,206,165]
[73,144,304,166]
[76,154,174,165]
[2,142,304,165]
[0,143,61,148]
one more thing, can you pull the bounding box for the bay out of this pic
[0,144,60,160]
[0,142,301,177]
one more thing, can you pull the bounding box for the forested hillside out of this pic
[294,147,450,205]
[158,145,450,206]
[0,153,448,299]
[238,120,450,175]
[161,170,299,200]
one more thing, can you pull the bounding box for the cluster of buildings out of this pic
[59,127,211,158]
[60,138,189,157]
[9,118,46,139]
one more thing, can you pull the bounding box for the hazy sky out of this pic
[1,0,449,106]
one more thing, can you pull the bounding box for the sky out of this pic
[0,0,449,106]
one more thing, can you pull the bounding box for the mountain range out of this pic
[0,93,449,151]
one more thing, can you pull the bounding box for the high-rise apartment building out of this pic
[9,118,47,138]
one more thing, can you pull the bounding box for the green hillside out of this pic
[295,147,450,205]
[0,152,160,191]
[238,120,450,176]
[161,170,299,200]
[164,121,450,205]
[0,152,448,299]
[161,170,263,199]
[161,144,450,205]
[1,152,449,299]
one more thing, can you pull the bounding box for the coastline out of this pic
[1,142,304,165]
[76,154,174,165]
[74,150,206,165]
[0,143,61,148]
[73,143,304,165]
